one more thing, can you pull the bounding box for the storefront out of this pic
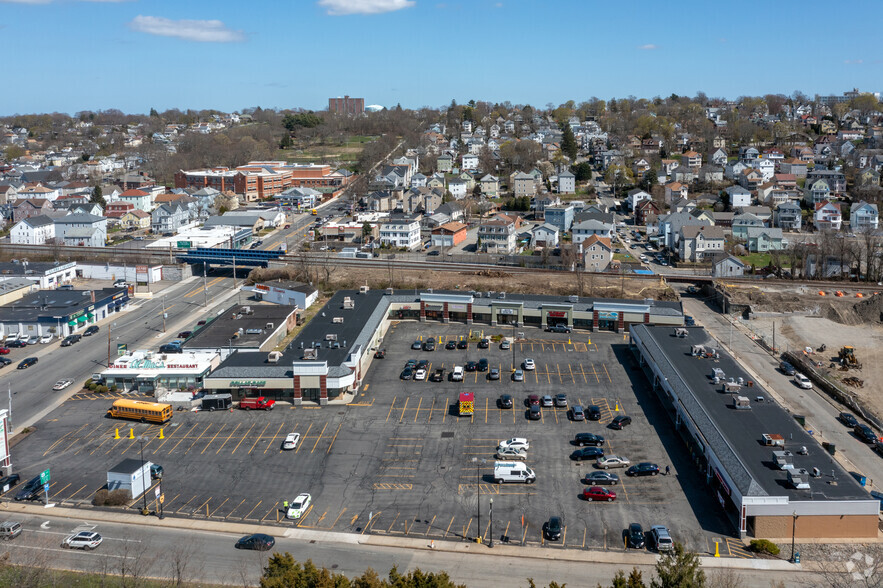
[101,350,220,394]
[492,302,523,326]
[206,378,295,401]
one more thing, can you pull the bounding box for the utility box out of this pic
[202,394,232,411]
[733,396,751,410]
[107,459,152,500]
[772,450,794,470]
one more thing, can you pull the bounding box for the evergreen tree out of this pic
[90,184,104,206]
[651,542,706,588]
[560,123,578,160]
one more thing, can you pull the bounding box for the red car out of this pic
[582,486,617,502]
[528,394,540,406]
[0,347,9,355]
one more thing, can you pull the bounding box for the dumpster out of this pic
[822,442,836,456]
[202,393,232,411]
[793,414,806,427]
[851,472,867,486]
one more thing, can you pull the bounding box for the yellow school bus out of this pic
[106,399,173,424]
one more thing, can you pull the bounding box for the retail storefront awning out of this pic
[86,313,94,320]
[76,316,87,323]
[67,320,76,327]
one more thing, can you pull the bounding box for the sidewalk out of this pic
[0,501,807,573]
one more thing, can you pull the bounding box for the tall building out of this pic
[328,96,365,115]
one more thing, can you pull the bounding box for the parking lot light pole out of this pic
[472,457,485,544]
[790,511,798,562]
[138,436,149,515]
[489,498,494,548]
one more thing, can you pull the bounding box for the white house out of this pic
[448,179,467,199]
[10,214,55,245]
[572,219,615,247]
[379,217,421,250]
[557,170,576,194]
[814,200,842,231]
[626,189,651,210]
[55,213,108,247]
[461,154,479,171]
[679,225,725,262]
[725,185,752,208]
[530,223,559,248]
[850,201,879,231]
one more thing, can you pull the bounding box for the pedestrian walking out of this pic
[665,465,671,476]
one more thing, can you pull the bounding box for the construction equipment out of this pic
[838,346,862,369]
[843,376,865,388]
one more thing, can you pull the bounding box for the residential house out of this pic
[12,198,53,223]
[725,185,752,208]
[691,209,715,225]
[671,197,697,215]
[745,227,786,253]
[410,173,428,189]
[710,148,728,166]
[120,209,151,230]
[806,168,846,193]
[671,165,694,183]
[850,201,879,231]
[379,217,421,250]
[478,215,516,254]
[779,158,808,177]
[732,213,765,240]
[512,172,537,197]
[557,170,575,194]
[582,235,613,272]
[634,199,661,226]
[626,188,651,210]
[461,154,479,171]
[679,225,725,262]
[755,159,775,181]
[699,165,724,184]
[105,201,134,220]
[682,150,702,168]
[657,211,711,250]
[738,168,764,190]
[530,223,560,248]
[118,189,153,212]
[711,211,734,227]
[664,182,688,204]
[660,159,679,176]
[857,167,881,187]
[725,160,748,180]
[711,254,746,278]
[458,171,476,191]
[430,222,468,248]
[10,214,55,245]
[739,147,760,164]
[479,174,500,198]
[741,206,773,224]
[774,202,802,231]
[572,219,615,247]
[437,154,453,172]
[151,203,189,234]
[804,178,832,206]
[448,179,467,200]
[814,200,842,231]
[632,158,651,177]
[54,213,108,247]
[544,205,575,232]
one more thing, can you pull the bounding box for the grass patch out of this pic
[0,567,224,588]
[738,252,772,267]
[273,294,329,352]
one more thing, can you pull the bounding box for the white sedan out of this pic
[794,374,813,389]
[523,358,536,371]
[498,437,530,451]
[414,368,427,381]
[286,493,312,519]
[53,379,74,391]
[39,333,54,344]
[282,432,301,450]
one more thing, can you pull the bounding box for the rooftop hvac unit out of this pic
[359,285,370,294]
[265,322,274,329]
[568,295,579,303]
[498,292,506,299]
[267,351,282,363]
[303,348,317,360]
[385,288,394,295]
[332,317,343,324]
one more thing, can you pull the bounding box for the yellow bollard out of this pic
[588,339,591,346]
[615,403,620,412]
[158,428,164,439]
[714,541,720,557]
[129,428,134,439]
[114,428,120,439]
[568,338,572,345]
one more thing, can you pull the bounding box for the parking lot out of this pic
[5,321,750,557]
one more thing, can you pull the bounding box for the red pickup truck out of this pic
[238,397,275,411]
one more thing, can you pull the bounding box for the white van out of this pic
[493,461,536,484]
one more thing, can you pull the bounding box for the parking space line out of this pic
[184,423,214,454]
[590,363,600,383]
[194,497,213,517]
[201,424,228,455]
[175,495,197,514]
[579,364,588,383]
[386,396,397,423]
[310,422,328,453]
[582,527,586,548]
[503,521,510,541]
[265,421,286,454]
[248,422,271,454]
[208,497,229,517]
[556,363,562,383]
[485,397,489,424]
[214,423,241,454]
[43,423,90,456]
[603,363,612,383]
[230,423,256,454]
[326,423,341,454]
[155,423,188,452]
[295,423,312,453]
[568,364,575,383]
[482,521,491,542]
[329,507,347,530]
[443,397,448,423]
[562,525,567,546]
[261,502,280,522]
[413,397,422,422]
[545,365,551,383]
[443,516,455,538]
[463,518,472,539]
[552,406,559,424]
[72,423,111,454]
[423,514,436,536]
[50,482,71,499]
[296,505,315,527]
[66,484,89,500]
[242,500,262,521]
[428,397,435,422]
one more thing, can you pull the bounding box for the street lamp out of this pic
[489,497,494,548]
[138,436,149,515]
[472,457,485,543]
[790,511,798,562]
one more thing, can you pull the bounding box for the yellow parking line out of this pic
[557,363,563,383]
[443,398,448,423]
[444,516,455,537]
[50,482,71,498]
[361,511,382,534]
[231,423,256,454]
[568,364,575,383]
[215,423,241,454]
[428,397,435,423]
[242,500,263,521]
[311,422,328,453]
[248,422,271,454]
[386,396,397,423]
[590,363,600,383]
[165,424,197,455]
[603,363,612,383]
[295,423,312,453]
[185,423,214,454]
[201,424,228,455]
[329,507,347,530]
[485,397,489,424]
[66,484,89,500]
[326,423,341,454]
[264,421,286,454]
[261,502,280,522]
[175,495,197,514]
[413,397,422,422]
[208,497,229,517]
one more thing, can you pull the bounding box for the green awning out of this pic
[67,320,76,327]
[86,313,94,319]
[76,316,87,323]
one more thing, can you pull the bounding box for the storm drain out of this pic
[441,432,454,438]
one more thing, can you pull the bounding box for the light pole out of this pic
[512,321,516,371]
[161,296,166,333]
[106,322,117,368]
[138,436,149,515]
[472,457,485,543]
[203,261,208,307]
[790,511,798,562]
[489,497,494,548]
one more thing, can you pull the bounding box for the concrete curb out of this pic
[1,502,812,572]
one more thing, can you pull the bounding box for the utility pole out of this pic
[489,497,494,548]
[7,384,11,431]
[161,296,166,333]
[203,262,208,308]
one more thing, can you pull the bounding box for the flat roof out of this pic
[634,324,868,501]
[0,261,76,276]
[0,288,123,323]
[183,304,297,351]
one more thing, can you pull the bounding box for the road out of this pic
[0,511,821,587]
[2,274,239,435]
[678,287,883,488]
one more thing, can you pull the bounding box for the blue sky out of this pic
[1,0,881,115]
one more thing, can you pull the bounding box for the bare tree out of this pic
[816,545,883,588]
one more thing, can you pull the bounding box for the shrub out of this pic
[749,539,780,556]
[110,385,118,392]
[84,378,93,387]
[92,489,109,506]
[105,489,131,506]
[95,385,109,394]
[87,382,98,391]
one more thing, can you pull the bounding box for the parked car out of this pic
[499,394,514,409]
[411,340,422,350]
[488,368,500,380]
[39,334,53,344]
[430,368,445,382]
[571,447,604,461]
[512,369,524,382]
[582,486,617,502]
[500,340,510,350]
[150,464,164,479]
[839,412,859,427]
[478,338,490,349]
[498,438,530,451]
[610,415,632,429]
[574,433,605,447]
[83,326,100,336]
[177,330,191,339]
[529,406,542,421]
[0,474,21,493]
[547,324,571,333]
[400,367,413,380]
[477,358,489,372]
[587,405,602,420]
[854,424,878,444]
[14,476,42,501]
[541,395,553,407]
[0,358,10,367]
[62,531,103,550]
[423,339,435,351]
[373,349,386,359]
[235,533,275,551]
[457,339,468,350]
[465,361,478,372]
[584,471,619,486]
[17,358,37,369]
[282,432,301,450]
[571,405,585,421]
[779,361,796,376]
[794,373,813,389]
[627,523,645,549]
[523,358,535,370]
[6,340,26,348]
[555,393,567,407]
[542,516,562,541]
[0,521,22,540]
[627,462,660,477]
[452,366,464,381]
[286,493,312,519]
[445,341,457,350]
[596,455,630,470]
[26,335,39,345]
[414,368,427,381]
[528,394,540,406]
[495,447,527,461]
[650,526,673,553]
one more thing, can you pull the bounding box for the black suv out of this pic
[610,415,632,429]
[587,405,602,420]
[574,433,605,447]
[779,361,796,375]
[423,339,435,351]
[61,334,81,347]
[570,447,604,461]
[854,424,877,444]
[543,516,562,541]
[627,523,645,549]
[478,338,490,349]
[457,340,468,350]
[159,343,183,354]
[84,325,100,336]
[14,476,42,501]
[839,412,859,427]
[499,394,514,409]
[477,358,489,372]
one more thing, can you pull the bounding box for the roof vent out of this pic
[568,295,578,303]
[267,351,282,363]
[303,348,317,360]
[343,297,354,309]
[359,285,370,294]
[385,288,394,295]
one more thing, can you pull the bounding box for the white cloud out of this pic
[318,0,416,15]
[128,15,245,43]
[844,59,864,64]
[638,44,658,50]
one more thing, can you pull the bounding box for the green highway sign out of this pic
[177,241,192,249]
[40,469,50,484]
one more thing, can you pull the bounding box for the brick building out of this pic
[328,96,364,115]
[175,162,352,202]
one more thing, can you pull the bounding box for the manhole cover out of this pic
[441,432,454,438]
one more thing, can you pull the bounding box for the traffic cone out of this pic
[129,428,134,439]
[568,338,572,345]
[158,428,164,439]
[114,428,120,439]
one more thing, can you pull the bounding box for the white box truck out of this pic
[493,461,536,484]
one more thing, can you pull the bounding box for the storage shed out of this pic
[107,458,152,500]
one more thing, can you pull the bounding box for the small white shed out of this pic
[107,458,151,500]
